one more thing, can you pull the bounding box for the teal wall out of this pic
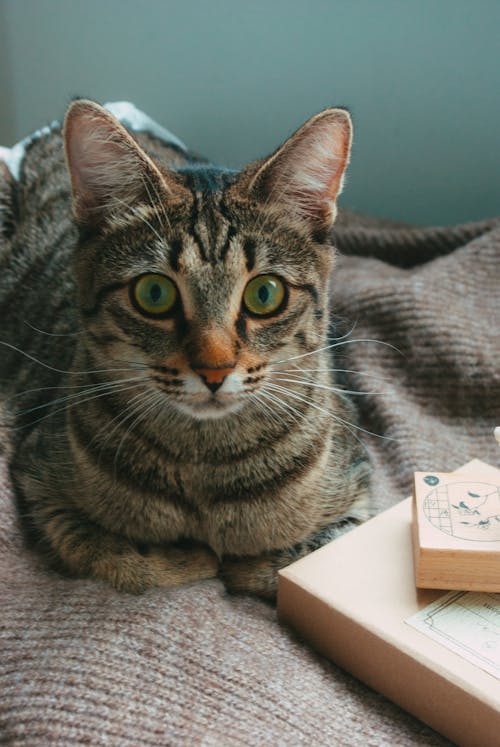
[0,0,498,225]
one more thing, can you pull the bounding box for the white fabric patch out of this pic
[0,121,59,180]
[0,101,187,181]
[103,101,187,153]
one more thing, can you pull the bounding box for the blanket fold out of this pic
[331,213,499,517]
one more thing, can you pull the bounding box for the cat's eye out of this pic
[131,274,178,317]
[243,275,286,317]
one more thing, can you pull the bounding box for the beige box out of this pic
[278,460,500,747]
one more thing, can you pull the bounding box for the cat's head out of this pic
[64,100,352,420]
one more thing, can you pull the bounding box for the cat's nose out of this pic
[194,367,234,393]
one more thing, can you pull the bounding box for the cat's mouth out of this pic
[151,367,261,420]
[175,392,246,420]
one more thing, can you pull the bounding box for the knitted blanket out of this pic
[1,118,499,745]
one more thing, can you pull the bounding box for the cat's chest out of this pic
[72,413,331,554]
[166,449,328,555]
[96,455,326,556]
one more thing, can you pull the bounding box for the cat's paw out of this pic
[219,555,279,601]
[95,544,219,594]
[147,544,219,588]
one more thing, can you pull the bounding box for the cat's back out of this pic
[0,126,77,397]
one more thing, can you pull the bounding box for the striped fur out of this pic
[0,101,370,599]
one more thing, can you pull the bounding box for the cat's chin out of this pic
[174,397,245,421]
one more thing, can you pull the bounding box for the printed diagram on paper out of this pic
[407,591,500,680]
[422,480,500,541]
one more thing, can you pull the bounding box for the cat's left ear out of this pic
[244,108,352,229]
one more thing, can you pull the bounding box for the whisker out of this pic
[289,362,388,390]
[247,392,281,427]
[258,389,304,426]
[0,340,143,376]
[331,337,404,355]
[325,319,359,342]
[92,385,173,472]
[112,390,162,482]
[3,371,148,404]
[23,319,83,337]
[11,381,146,432]
[91,388,154,461]
[263,381,397,442]
[13,376,146,416]
[111,358,150,369]
[251,390,291,428]
[273,367,390,382]
[271,337,402,366]
[269,375,387,398]
[262,381,367,452]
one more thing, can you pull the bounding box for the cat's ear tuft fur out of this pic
[64,100,174,227]
[247,108,352,228]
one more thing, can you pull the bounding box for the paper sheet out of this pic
[407,591,500,680]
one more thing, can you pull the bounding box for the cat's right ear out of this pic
[64,100,183,228]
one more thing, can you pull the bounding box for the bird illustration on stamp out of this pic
[423,481,500,541]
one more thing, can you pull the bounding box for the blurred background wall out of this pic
[0,0,498,225]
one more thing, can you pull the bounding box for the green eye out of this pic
[243,275,286,316]
[131,274,177,317]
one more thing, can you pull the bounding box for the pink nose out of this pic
[194,367,234,393]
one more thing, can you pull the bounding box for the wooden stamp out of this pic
[412,463,500,591]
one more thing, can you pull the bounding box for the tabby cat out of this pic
[0,100,370,599]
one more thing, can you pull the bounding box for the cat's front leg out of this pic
[219,552,288,600]
[13,421,219,593]
[29,500,218,594]
[220,517,361,601]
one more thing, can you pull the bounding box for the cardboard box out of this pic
[278,460,500,747]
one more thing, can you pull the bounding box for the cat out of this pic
[0,100,370,600]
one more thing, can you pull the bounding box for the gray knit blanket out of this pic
[1,161,499,743]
